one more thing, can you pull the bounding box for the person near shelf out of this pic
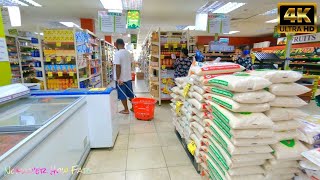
[114,38,134,114]
[173,48,193,78]
[236,45,253,70]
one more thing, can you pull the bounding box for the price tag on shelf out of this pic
[56,56,62,62]
[69,72,74,76]
[56,42,61,47]
[46,56,51,62]
[58,72,63,77]
[164,44,168,48]
[173,43,178,48]
[182,44,186,48]
[66,56,72,62]
[183,83,191,98]
[175,101,183,115]
[187,141,196,155]
[161,65,166,70]
[160,55,164,59]
[48,72,53,77]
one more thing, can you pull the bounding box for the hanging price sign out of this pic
[66,56,72,62]
[183,83,191,98]
[187,141,196,155]
[48,72,53,77]
[69,72,74,76]
[58,72,63,77]
[46,56,51,62]
[56,56,62,62]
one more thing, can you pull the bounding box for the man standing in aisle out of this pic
[114,39,134,114]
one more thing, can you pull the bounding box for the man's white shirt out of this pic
[113,49,133,82]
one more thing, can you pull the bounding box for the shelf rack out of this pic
[101,40,115,87]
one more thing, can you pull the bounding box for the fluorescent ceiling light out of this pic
[60,22,80,28]
[100,0,123,10]
[7,6,21,27]
[265,18,277,23]
[7,0,28,6]
[223,31,240,34]
[122,0,143,10]
[260,8,277,15]
[212,2,246,14]
[23,0,42,7]
[183,26,196,30]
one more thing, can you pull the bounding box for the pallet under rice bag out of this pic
[274,130,299,141]
[208,74,272,92]
[205,95,270,113]
[203,119,274,138]
[265,107,308,121]
[208,102,274,129]
[192,62,244,75]
[273,120,300,131]
[203,129,273,155]
[248,70,302,83]
[269,96,307,108]
[268,83,311,96]
[204,87,275,104]
[270,139,308,160]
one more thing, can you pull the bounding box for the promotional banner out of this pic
[207,13,230,34]
[98,11,126,33]
[127,10,140,29]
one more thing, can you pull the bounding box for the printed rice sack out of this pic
[275,130,299,141]
[192,62,244,75]
[208,74,272,92]
[265,107,308,121]
[192,91,205,102]
[248,70,302,83]
[187,98,207,111]
[297,117,320,144]
[273,120,300,131]
[204,86,275,103]
[269,96,307,108]
[207,102,274,129]
[270,139,308,160]
[193,73,234,85]
[192,85,206,95]
[268,83,311,96]
[205,95,270,113]
[264,160,299,170]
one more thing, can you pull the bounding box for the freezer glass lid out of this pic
[0,97,79,129]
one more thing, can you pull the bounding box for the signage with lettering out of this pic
[277,33,320,45]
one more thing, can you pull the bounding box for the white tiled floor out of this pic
[79,91,201,180]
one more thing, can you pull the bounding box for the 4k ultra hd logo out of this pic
[278,3,317,33]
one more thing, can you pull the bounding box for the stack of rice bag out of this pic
[197,72,277,180]
[249,70,310,179]
[297,115,320,149]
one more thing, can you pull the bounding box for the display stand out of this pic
[42,28,102,90]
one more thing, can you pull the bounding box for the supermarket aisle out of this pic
[79,94,201,180]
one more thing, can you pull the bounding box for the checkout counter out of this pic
[0,84,120,180]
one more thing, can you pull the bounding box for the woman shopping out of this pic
[236,45,253,70]
[173,48,193,78]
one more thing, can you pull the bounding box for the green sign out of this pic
[131,34,137,44]
[127,10,140,29]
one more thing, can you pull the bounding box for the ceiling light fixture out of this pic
[22,0,42,7]
[122,0,143,10]
[7,6,21,27]
[6,0,29,6]
[212,2,246,14]
[260,8,277,15]
[265,18,278,23]
[59,22,80,28]
[195,13,208,31]
[223,30,240,34]
[99,0,123,10]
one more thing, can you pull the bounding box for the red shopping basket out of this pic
[132,97,157,121]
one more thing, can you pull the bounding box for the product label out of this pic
[175,101,183,115]
[187,141,196,155]
[208,134,231,158]
[182,83,191,98]
[48,72,53,77]
[211,87,234,98]
[46,56,51,62]
[211,105,230,123]
[207,160,224,180]
[201,64,240,71]
[58,72,63,77]
[280,139,295,147]
[211,97,233,110]
[56,56,62,62]
[208,144,229,170]
[208,79,228,87]
[207,151,226,175]
[69,72,74,76]
[210,126,228,148]
[213,119,232,139]
[212,111,231,132]
[66,56,72,62]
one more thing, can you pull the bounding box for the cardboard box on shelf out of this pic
[137,72,144,80]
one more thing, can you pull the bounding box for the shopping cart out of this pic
[117,83,157,121]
